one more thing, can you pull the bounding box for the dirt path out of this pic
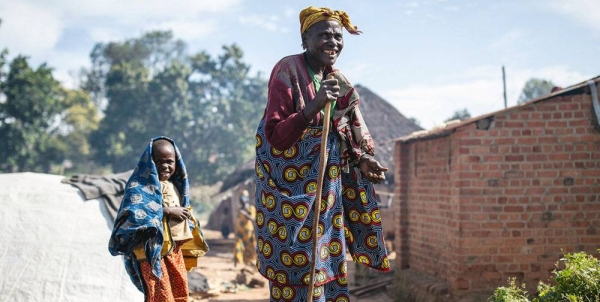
[188,228,270,302]
[189,228,395,302]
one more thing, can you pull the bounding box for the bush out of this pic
[488,277,529,302]
[489,250,600,302]
[536,251,600,302]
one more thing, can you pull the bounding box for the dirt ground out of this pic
[188,227,395,302]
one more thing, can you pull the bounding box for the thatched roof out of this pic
[219,159,255,194]
[354,85,423,170]
[219,85,422,193]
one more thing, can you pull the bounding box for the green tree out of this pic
[82,31,186,110]
[0,52,67,172]
[408,117,421,127]
[1,17,100,174]
[445,108,471,122]
[184,45,267,183]
[517,78,556,104]
[57,89,100,173]
[83,31,267,184]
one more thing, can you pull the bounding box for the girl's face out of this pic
[153,144,177,181]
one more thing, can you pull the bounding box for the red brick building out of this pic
[393,76,600,301]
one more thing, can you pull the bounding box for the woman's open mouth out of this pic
[324,50,337,56]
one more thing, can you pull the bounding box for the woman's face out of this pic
[153,144,177,181]
[302,20,344,69]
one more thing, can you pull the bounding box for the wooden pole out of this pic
[307,100,332,302]
[502,65,507,109]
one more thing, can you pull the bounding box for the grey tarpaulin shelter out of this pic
[0,172,143,301]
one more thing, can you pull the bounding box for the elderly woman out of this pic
[254,6,391,301]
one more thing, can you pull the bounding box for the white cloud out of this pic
[0,1,63,57]
[87,27,127,43]
[443,6,460,12]
[283,8,295,18]
[239,15,287,33]
[382,65,590,130]
[508,66,591,92]
[30,0,242,21]
[488,31,524,50]
[85,17,218,45]
[546,0,600,32]
[2,0,242,50]
[1,0,239,82]
[47,51,90,89]
[144,20,216,41]
[339,62,374,81]
[384,76,504,130]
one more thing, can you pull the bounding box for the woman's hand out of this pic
[359,157,388,184]
[316,77,340,106]
[164,206,190,222]
[303,73,339,120]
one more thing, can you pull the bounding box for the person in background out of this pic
[253,6,391,301]
[109,136,195,302]
[233,189,258,268]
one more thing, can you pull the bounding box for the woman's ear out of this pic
[301,33,307,49]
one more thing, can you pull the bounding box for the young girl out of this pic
[109,136,194,301]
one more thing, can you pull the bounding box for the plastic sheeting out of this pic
[0,172,143,302]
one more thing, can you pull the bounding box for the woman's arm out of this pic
[349,106,388,183]
[265,73,339,150]
[264,79,310,150]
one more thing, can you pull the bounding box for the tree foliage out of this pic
[517,78,556,104]
[59,89,100,171]
[0,49,100,173]
[408,117,421,127]
[0,51,65,172]
[444,108,471,122]
[82,31,267,184]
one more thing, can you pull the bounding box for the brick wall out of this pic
[396,135,461,282]
[394,88,600,297]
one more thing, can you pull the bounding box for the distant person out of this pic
[109,136,196,301]
[253,6,391,301]
[221,205,231,239]
[233,189,257,267]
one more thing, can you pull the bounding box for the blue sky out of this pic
[1,0,598,129]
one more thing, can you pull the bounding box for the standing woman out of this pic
[233,189,258,267]
[254,6,391,301]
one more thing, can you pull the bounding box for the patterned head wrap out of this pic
[299,6,361,35]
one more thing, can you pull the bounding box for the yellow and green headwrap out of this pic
[299,6,361,35]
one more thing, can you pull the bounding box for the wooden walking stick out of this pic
[307,74,335,302]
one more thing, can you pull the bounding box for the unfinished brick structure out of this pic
[393,76,600,301]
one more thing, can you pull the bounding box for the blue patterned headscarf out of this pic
[108,136,190,292]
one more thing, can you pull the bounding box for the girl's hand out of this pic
[164,206,190,222]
